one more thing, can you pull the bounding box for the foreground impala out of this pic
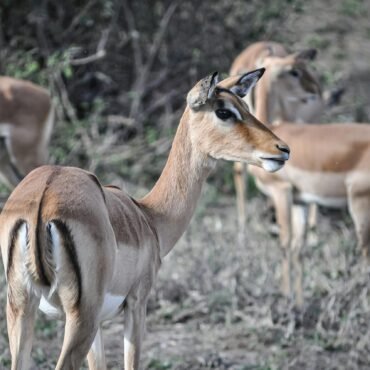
[0,77,54,188]
[0,70,289,370]
[230,41,325,228]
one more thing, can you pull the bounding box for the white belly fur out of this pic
[99,293,126,321]
[39,293,126,322]
[298,192,347,208]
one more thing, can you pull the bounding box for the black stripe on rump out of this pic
[50,219,82,307]
[36,197,51,286]
[7,219,26,279]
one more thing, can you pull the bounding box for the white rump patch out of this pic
[47,222,61,298]
[18,222,36,294]
[19,222,28,256]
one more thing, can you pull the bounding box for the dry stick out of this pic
[122,0,143,75]
[70,0,121,66]
[62,0,97,39]
[52,71,78,122]
[127,1,180,128]
[51,1,121,125]
[69,28,109,66]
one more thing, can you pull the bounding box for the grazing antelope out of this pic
[0,77,54,189]
[230,41,334,229]
[0,70,289,370]
[248,122,370,308]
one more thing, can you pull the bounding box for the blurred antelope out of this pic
[231,43,367,309]
[0,76,54,189]
[231,41,340,229]
[249,122,370,308]
[0,70,289,370]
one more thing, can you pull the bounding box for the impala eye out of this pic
[289,69,300,78]
[215,109,235,121]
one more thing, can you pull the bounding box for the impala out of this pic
[231,43,364,308]
[0,69,289,370]
[248,122,370,308]
[0,76,54,189]
[230,42,327,229]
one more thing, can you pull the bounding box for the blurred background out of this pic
[1,0,370,369]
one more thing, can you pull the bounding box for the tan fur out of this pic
[0,72,289,370]
[0,77,53,189]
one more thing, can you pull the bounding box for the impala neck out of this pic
[253,72,281,125]
[139,108,214,257]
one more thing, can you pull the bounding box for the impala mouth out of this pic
[260,156,287,172]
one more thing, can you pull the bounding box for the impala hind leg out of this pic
[347,191,370,261]
[56,307,100,370]
[49,219,113,370]
[6,221,40,370]
[291,204,309,308]
[6,286,39,370]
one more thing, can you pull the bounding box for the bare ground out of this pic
[1,183,370,369]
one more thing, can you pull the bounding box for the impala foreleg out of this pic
[347,188,370,261]
[234,162,247,231]
[124,296,147,370]
[308,203,318,230]
[291,204,309,308]
[270,184,293,298]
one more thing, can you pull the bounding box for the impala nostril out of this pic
[277,144,290,155]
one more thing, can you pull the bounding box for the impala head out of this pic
[186,69,289,172]
[261,48,324,123]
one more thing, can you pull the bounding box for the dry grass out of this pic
[0,183,369,369]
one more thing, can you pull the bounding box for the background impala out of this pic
[0,77,53,190]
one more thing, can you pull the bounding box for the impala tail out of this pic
[6,216,81,306]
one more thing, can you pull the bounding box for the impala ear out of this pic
[230,68,265,98]
[294,48,317,61]
[187,72,219,109]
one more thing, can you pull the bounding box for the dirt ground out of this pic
[0,188,370,369]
